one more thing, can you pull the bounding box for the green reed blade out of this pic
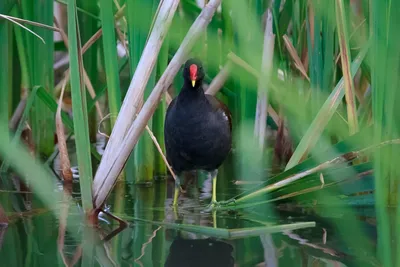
[34,87,101,162]
[336,0,358,135]
[99,0,121,128]
[78,0,99,142]
[286,41,370,170]
[126,0,159,184]
[24,0,55,157]
[0,86,37,172]
[67,0,93,211]
[0,18,9,138]
[0,121,84,242]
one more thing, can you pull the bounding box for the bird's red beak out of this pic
[189,64,198,87]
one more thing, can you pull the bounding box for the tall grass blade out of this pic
[336,0,358,134]
[78,0,99,142]
[29,0,55,157]
[99,0,121,128]
[126,0,159,184]
[0,17,10,136]
[67,0,93,211]
[153,37,169,178]
[286,41,370,170]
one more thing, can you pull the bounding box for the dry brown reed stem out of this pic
[97,113,177,182]
[56,78,73,181]
[0,14,45,43]
[93,0,222,208]
[0,14,60,32]
[135,226,162,265]
[94,0,179,179]
[9,98,27,131]
[205,62,233,96]
[166,91,173,106]
[336,0,358,134]
[282,35,310,81]
[255,7,275,148]
[54,17,104,120]
[92,0,180,203]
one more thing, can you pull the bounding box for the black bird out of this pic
[164,58,232,208]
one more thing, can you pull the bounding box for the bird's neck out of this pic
[179,81,205,100]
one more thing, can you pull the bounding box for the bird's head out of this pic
[183,58,205,88]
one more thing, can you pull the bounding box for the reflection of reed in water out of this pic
[165,237,234,267]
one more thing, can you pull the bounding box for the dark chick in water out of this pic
[164,58,232,209]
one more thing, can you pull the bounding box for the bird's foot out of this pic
[203,198,236,212]
[219,198,236,206]
[203,200,221,212]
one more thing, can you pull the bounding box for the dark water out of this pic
[0,137,380,267]
[0,177,380,267]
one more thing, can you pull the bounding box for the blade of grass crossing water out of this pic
[99,0,121,129]
[67,0,93,211]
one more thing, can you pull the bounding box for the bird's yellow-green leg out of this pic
[212,210,217,228]
[204,170,219,211]
[173,175,181,206]
[212,175,217,203]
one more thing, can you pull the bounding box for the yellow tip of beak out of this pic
[191,80,196,87]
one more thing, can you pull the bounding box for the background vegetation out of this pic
[0,0,399,266]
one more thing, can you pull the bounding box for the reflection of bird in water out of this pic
[164,237,234,267]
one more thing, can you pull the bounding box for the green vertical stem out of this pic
[153,37,169,179]
[126,0,158,184]
[0,20,9,128]
[371,0,392,266]
[78,0,99,143]
[99,0,122,128]
[12,8,30,96]
[67,0,93,211]
[336,0,358,134]
[29,0,54,156]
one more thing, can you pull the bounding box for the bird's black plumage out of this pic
[164,58,232,176]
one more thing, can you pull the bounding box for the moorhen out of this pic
[164,58,232,209]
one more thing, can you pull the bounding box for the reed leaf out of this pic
[99,0,121,128]
[126,0,159,184]
[67,0,93,211]
[286,40,370,170]
[0,17,9,135]
[125,217,315,240]
[78,0,99,142]
[336,0,358,134]
[28,0,54,157]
